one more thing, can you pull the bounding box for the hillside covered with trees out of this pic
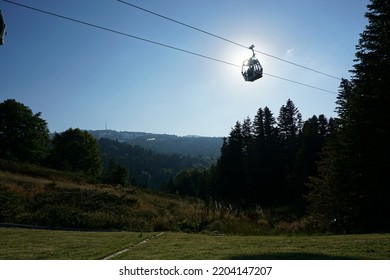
[89,130,223,158]
[99,138,216,189]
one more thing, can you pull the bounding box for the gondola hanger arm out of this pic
[249,45,256,58]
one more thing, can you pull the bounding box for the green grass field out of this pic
[0,228,153,259]
[1,228,389,260]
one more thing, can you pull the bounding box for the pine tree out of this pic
[277,99,302,143]
[277,99,303,203]
[103,160,129,187]
[216,122,244,202]
[349,0,390,231]
[253,108,265,148]
[263,107,278,143]
[241,117,256,202]
[241,117,254,162]
[293,115,332,216]
[252,106,283,205]
[307,0,390,232]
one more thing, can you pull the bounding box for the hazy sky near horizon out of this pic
[1,0,369,136]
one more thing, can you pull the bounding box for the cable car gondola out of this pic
[0,10,6,45]
[242,45,263,82]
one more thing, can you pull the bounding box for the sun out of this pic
[231,48,253,66]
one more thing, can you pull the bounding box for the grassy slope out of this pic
[1,161,389,260]
[0,163,291,234]
[0,163,208,232]
[1,228,389,260]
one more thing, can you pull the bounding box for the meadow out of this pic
[0,228,389,260]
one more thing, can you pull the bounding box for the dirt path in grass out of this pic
[103,232,165,260]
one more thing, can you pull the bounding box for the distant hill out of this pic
[89,130,223,158]
[98,138,216,189]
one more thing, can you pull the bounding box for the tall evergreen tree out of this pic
[216,121,244,202]
[349,0,390,231]
[277,99,303,203]
[294,115,331,215]
[241,117,256,202]
[263,107,279,144]
[252,106,283,205]
[277,99,303,143]
[252,108,267,204]
[253,108,265,147]
[307,0,390,232]
[241,117,254,162]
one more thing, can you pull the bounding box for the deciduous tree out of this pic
[0,99,49,163]
[50,128,103,177]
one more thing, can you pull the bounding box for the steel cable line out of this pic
[1,0,238,68]
[116,0,342,81]
[2,0,337,95]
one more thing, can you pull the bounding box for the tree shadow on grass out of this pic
[229,252,358,260]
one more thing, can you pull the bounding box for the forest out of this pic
[89,130,223,158]
[0,0,389,234]
[164,100,333,211]
[98,137,216,189]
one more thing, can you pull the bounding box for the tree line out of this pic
[164,100,334,213]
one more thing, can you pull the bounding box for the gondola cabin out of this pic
[242,57,263,82]
[0,10,5,45]
[241,45,263,82]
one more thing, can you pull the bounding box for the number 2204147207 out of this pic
[212,266,272,276]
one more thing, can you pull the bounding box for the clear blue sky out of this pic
[0,0,369,137]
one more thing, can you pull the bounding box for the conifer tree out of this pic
[277,99,303,202]
[307,0,390,232]
[348,0,390,231]
[216,122,244,202]
[241,117,256,201]
[252,106,283,205]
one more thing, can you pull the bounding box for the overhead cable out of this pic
[2,0,337,95]
[116,0,342,81]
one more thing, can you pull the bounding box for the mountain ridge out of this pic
[88,130,223,158]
